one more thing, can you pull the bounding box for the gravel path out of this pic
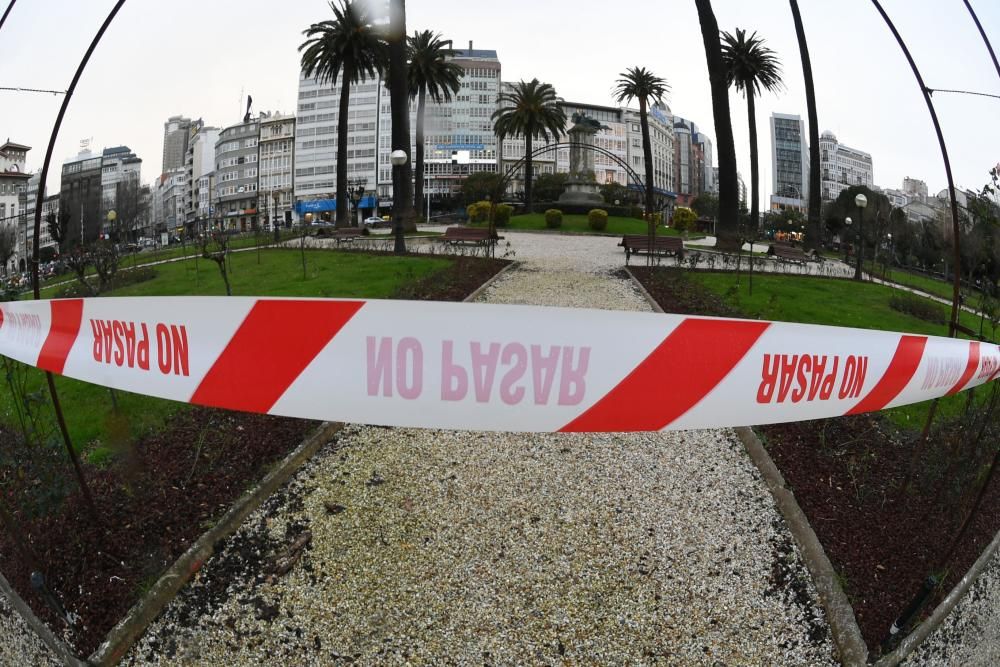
[0,586,60,666]
[905,545,1000,666]
[123,232,837,665]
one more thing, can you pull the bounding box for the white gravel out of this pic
[123,230,837,665]
[0,587,61,666]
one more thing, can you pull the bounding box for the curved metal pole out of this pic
[494,141,648,202]
[870,0,962,338]
[30,0,128,526]
[963,0,1000,81]
[0,0,16,32]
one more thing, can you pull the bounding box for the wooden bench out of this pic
[438,226,501,247]
[768,244,814,266]
[618,234,684,265]
[314,226,363,245]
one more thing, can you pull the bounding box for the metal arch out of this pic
[493,141,650,202]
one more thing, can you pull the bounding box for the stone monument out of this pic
[558,112,607,206]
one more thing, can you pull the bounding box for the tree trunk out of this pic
[336,74,352,228]
[790,0,822,251]
[747,91,759,236]
[415,85,427,221]
[640,96,655,218]
[524,133,533,211]
[388,0,415,242]
[694,0,740,252]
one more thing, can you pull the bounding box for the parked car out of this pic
[364,216,389,229]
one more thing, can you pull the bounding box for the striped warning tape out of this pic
[0,297,997,433]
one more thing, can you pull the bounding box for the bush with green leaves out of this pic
[629,205,645,220]
[545,209,563,229]
[672,206,697,232]
[588,209,609,231]
[494,204,513,227]
[889,292,947,325]
[466,201,491,223]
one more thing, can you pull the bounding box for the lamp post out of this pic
[886,232,893,280]
[390,149,408,253]
[844,217,852,263]
[106,209,116,243]
[854,193,868,280]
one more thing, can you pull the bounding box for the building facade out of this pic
[184,122,219,232]
[60,147,104,247]
[818,130,873,202]
[215,119,260,230]
[770,113,809,212]
[162,115,192,173]
[903,177,928,203]
[100,145,142,236]
[1,141,31,273]
[258,112,296,228]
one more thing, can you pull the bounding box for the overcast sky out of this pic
[1,0,998,200]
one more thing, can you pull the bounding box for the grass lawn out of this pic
[689,271,990,428]
[12,249,452,461]
[867,262,965,303]
[477,213,700,238]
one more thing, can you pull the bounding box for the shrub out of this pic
[466,201,491,223]
[494,204,513,227]
[889,292,947,325]
[673,206,697,232]
[544,209,563,229]
[588,209,609,231]
[629,205,645,220]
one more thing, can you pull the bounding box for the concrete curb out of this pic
[625,267,869,666]
[463,260,519,303]
[874,524,1000,667]
[88,420,344,667]
[0,572,87,667]
[734,427,870,667]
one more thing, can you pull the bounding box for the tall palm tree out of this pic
[408,30,463,220]
[492,79,566,209]
[694,0,740,251]
[721,28,783,240]
[299,0,384,228]
[613,67,669,219]
[789,0,822,252]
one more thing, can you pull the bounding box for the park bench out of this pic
[314,226,363,245]
[767,243,815,266]
[437,226,502,247]
[618,234,684,265]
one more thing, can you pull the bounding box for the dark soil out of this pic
[0,255,507,657]
[632,266,1000,658]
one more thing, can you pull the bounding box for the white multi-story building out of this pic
[100,146,142,236]
[903,177,928,203]
[153,168,186,235]
[215,119,260,230]
[818,130,873,202]
[770,112,809,213]
[295,43,498,218]
[0,141,31,273]
[184,122,219,231]
[259,112,296,227]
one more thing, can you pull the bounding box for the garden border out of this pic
[626,265,1000,665]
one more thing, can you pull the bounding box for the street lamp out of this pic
[390,149,408,253]
[844,217,852,263]
[106,210,117,243]
[854,193,868,280]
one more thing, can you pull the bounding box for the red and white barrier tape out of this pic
[0,297,997,433]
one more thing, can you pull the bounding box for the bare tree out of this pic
[0,224,16,275]
[201,232,232,296]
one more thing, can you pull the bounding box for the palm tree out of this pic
[721,28,783,241]
[408,30,463,220]
[492,79,566,210]
[693,0,740,252]
[789,0,822,252]
[299,0,384,228]
[613,67,669,220]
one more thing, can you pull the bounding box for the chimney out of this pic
[469,40,473,52]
